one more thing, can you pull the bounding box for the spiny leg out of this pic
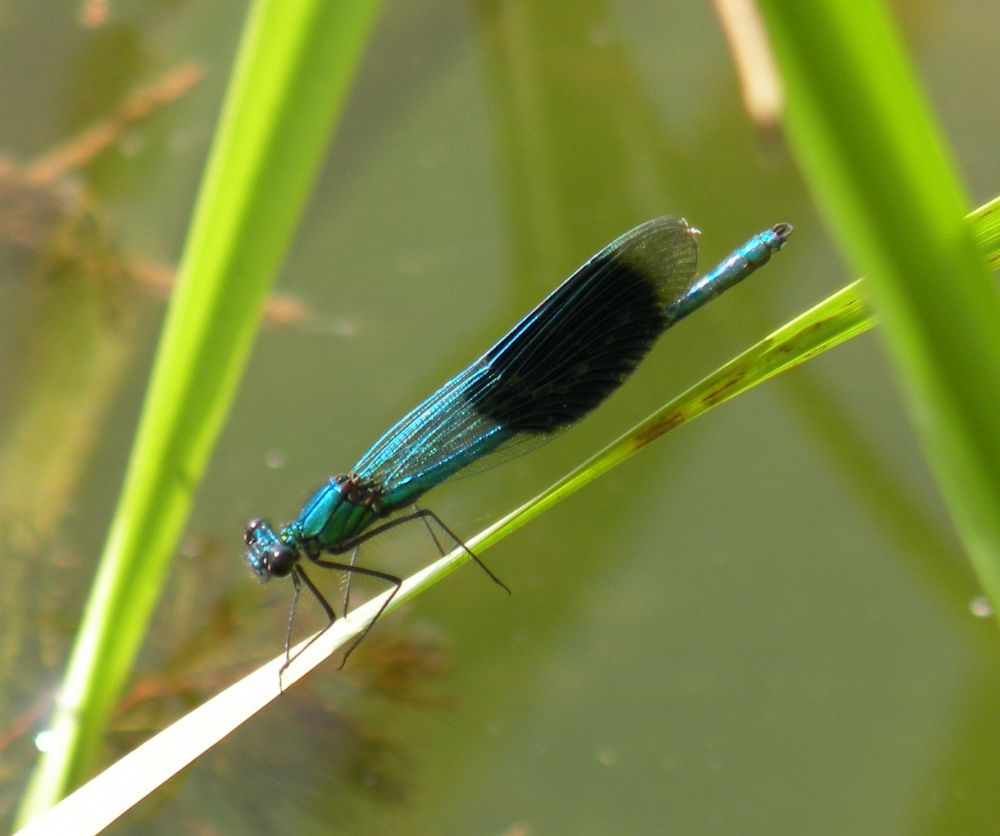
[287,508,510,669]
[341,545,360,616]
[308,555,402,668]
[415,503,447,555]
[283,570,303,666]
[333,507,511,596]
[341,509,433,620]
[412,507,510,595]
[280,566,340,679]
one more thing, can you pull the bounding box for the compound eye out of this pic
[245,519,298,580]
[266,542,298,578]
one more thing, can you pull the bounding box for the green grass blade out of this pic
[18,198,1000,831]
[759,1,1000,613]
[974,195,1000,269]
[16,0,382,822]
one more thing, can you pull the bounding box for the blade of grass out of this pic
[758,1,1000,614]
[18,197,1000,832]
[13,268,825,836]
[16,0,383,822]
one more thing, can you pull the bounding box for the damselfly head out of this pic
[245,518,298,581]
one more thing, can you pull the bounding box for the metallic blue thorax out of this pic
[291,474,384,552]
